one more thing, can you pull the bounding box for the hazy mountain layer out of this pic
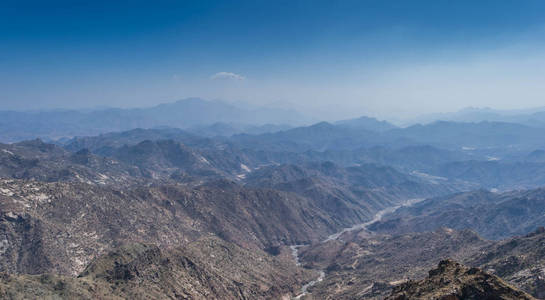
[0,98,308,143]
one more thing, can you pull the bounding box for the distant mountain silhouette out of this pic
[413,106,545,128]
[0,98,309,142]
[335,116,397,132]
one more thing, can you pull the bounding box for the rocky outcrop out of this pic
[301,228,490,299]
[467,227,545,298]
[386,259,535,300]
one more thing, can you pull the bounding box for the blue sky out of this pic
[2,0,545,119]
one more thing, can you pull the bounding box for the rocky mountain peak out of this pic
[387,259,535,300]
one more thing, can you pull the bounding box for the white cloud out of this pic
[210,72,245,80]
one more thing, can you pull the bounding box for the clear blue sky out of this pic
[2,0,545,119]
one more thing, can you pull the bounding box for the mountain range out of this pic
[0,98,309,143]
[414,106,545,128]
[2,103,545,299]
[369,188,545,240]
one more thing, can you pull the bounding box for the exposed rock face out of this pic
[386,259,535,300]
[80,236,314,299]
[467,227,545,298]
[300,228,491,299]
[0,236,314,299]
[0,178,343,276]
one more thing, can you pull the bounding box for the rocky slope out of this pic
[0,140,144,185]
[0,236,314,299]
[297,226,545,299]
[2,138,259,186]
[0,178,346,276]
[467,227,545,298]
[4,131,545,300]
[386,259,535,300]
[369,188,545,240]
[299,228,491,299]
[244,162,462,226]
[109,139,254,180]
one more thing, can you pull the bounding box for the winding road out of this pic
[290,198,424,299]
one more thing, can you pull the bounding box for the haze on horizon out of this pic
[2,0,545,121]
